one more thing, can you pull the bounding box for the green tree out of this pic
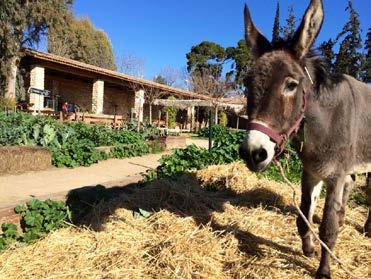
[363,28,371,82]
[272,2,280,44]
[319,39,336,73]
[0,0,72,97]
[48,16,116,70]
[280,5,296,41]
[226,39,253,91]
[186,41,226,78]
[334,0,364,79]
[187,40,252,94]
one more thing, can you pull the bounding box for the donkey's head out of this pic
[239,0,323,172]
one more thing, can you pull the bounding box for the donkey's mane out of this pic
[304,51,345,95]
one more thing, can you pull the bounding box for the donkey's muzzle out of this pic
[239,129,276,172]
[239,143,268,172]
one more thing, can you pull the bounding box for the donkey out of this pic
[238,0,371,278]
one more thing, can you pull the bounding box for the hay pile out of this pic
[0,163,369,278]
[0,146,51,175]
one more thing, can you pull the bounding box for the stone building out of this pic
[18,49,209,122]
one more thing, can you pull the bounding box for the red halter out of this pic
[247,89,307,158]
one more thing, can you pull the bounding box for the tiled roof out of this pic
[24,49,211,100]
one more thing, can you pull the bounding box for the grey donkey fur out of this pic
[239,0,371,278]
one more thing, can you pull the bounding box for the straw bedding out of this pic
[0,163,369,279]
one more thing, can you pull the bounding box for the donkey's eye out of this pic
[286,81,298,91]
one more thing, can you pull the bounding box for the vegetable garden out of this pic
[0,112,160,168]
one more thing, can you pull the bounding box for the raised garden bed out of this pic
[158,136,187,150]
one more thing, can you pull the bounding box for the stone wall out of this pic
[45,74,135,116]
[45,75,93,111]
[103,86,135,117]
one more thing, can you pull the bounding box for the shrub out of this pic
[198,124,229,139]
[163,96,177,128]
[51,139,105,168]
[0,97,17,110]
[218,111,228,127]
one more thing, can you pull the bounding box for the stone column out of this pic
[29,65,45,111]
[135,89,145,122]
[92,80,104,114]
[186,106,195,131]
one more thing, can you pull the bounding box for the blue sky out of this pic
[72,0,371,80]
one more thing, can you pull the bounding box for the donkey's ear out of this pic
[292,0,324,59]
[244,4,271,58]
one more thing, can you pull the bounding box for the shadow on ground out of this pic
[66,172,315,275]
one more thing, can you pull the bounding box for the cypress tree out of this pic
[319,39,336,73]
[48,17,116,71]
[334,0,364,79]
[272,2,280,44]
[363,28,371,82]
[280,5,296,41]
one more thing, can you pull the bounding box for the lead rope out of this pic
[275,161,363,279]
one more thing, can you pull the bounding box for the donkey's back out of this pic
[340,75,371,173]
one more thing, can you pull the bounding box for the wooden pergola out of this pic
[153,98,246,130]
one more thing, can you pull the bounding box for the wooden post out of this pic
[166,111,169,128]
[208,110,212,152]
[59,111,63,123]
[196,107,200,132]
[137,106,141,132]
[236,116,240,130]
[214,106,218,125]
[158,109,161,127]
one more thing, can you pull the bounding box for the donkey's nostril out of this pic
[239,145,249,161]
[251,148,268,164]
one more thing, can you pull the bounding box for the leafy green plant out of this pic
[145,127,304,187]
[156,144,211,178]
[198,124,229,139]
[258,143,302,184]
[0,112,161,168]
[111,142,149,159]
[0,223,19,250]
[14,199,71,242]
[0,199,71,251]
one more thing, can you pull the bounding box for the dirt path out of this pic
[0,138,208,210]
[0,153,163,209]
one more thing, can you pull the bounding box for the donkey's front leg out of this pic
[297,170,323,257]
[316,175,345,279]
